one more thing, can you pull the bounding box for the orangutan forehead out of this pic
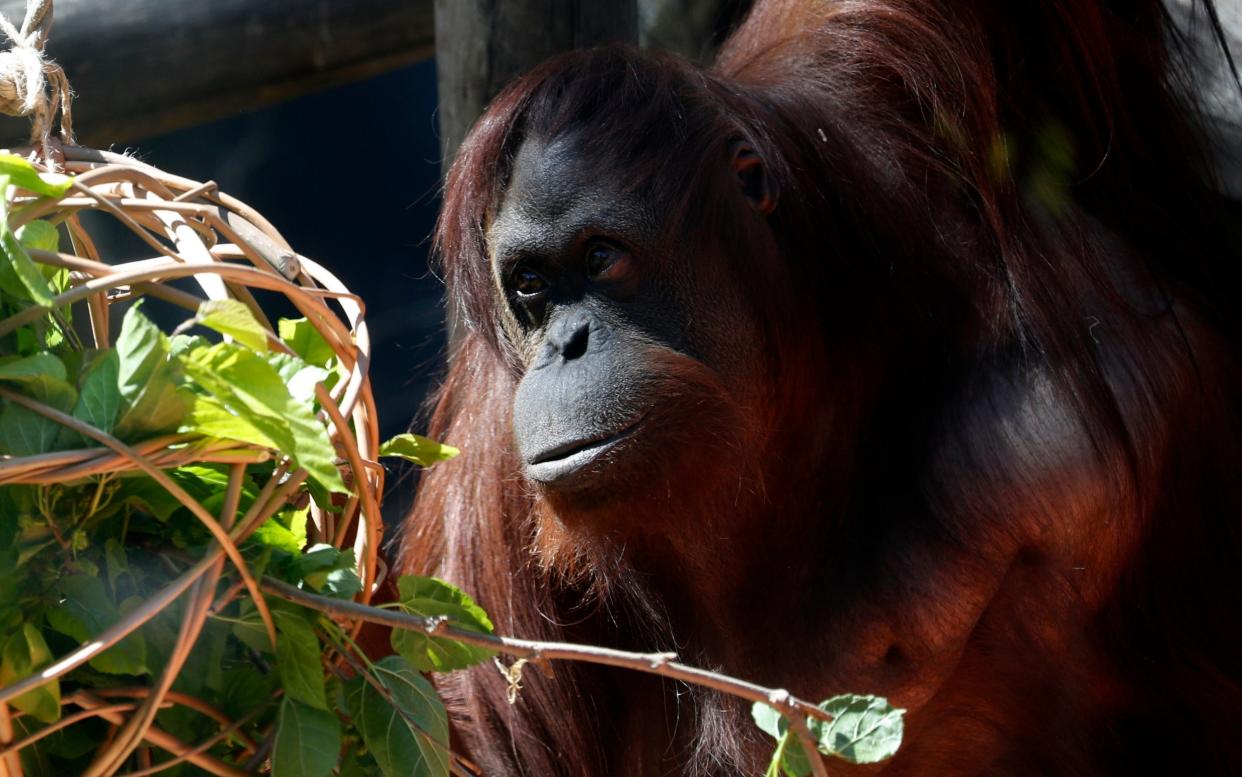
[488,137,658,263]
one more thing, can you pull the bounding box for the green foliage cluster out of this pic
[0,153,481,776]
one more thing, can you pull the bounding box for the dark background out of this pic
[118,60,447,446]
[95,60,447,519]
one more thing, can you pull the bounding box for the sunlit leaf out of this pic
[753,694,905,772]
[752,703,812,777]
[251,518,305,555]
[113,303,188,439]
[0,154,74,198]
[293,545,361,599]
[0,624,60,723]
[269,352,329,403]
[193,299,271,353]
[378,434,459,467]
[0,174,55,306]
[278,317,336,368]
[178,341,345,494]
[187,395,280,449]
[0,352,65,383]
[16,220,60,253]
[812,694,904,764]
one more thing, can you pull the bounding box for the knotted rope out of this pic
[0,0,74,160]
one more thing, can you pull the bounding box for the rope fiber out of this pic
[0,0,74,159]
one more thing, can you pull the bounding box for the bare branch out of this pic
[262,577,840,726]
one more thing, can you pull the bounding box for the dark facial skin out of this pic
[489,134,770,505]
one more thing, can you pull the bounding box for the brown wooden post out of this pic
[433,0,638,346]
[638,0,752,62]
[434,0,639,171]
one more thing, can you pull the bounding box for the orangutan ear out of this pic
[731,140,779,216]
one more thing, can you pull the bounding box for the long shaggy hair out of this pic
[399,1,1242,774]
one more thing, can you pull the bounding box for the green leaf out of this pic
[112,475,184,522]
[178,341,345,494]
[339,748,381,777]
[186,395,280,449]
[274,611,328,710]
[103,539,129,596]
[13,712,95,773]
[0,352,66,383]
[112,303,187,439]
[294,544,343,584]
[45,575,147,676]
[278,317,335,368]
[13,218,66,305]
[289,545,362,599]
[220,665,278,722]
[230,607,273,656]
[251,518,305,555]
[269,353,329,403]
[390,576,495,672]
[812,694,904,764]
[752,703,811,777]
[192,299,271,353]
[752,702,785,740]
[0,374,77,455]
[273,698,340,777]
[320,562,362,600]
[0,175,55,306]
[0,154,74,198]
[284,506,309,549]
[0,623,60,723]
[345,656,449,777]
[753,695,905,771]
[16,220,60,253]
[71,350,121,436]
[169,333,209,357]
[378,434,459,467]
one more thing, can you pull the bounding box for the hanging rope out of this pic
[0,0,74,159]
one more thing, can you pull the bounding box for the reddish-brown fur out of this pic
[399,1,1242,774]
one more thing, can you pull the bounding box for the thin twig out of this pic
[0,703,148,762]
[316,383,380,603]
[324,627,466,776]
[772,688,831,777]
[85,555,225,776]
[120,698,272,777]
[262,578,840,727]
[0,701,20,777]
[67,693,247,777]
[90,690,255,753]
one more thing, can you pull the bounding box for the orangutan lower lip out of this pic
[526,419,643,484]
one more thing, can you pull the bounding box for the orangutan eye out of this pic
[512,267,549,298]
[585,241,629,281]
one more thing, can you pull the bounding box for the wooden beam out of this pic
[0,0,434,145]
